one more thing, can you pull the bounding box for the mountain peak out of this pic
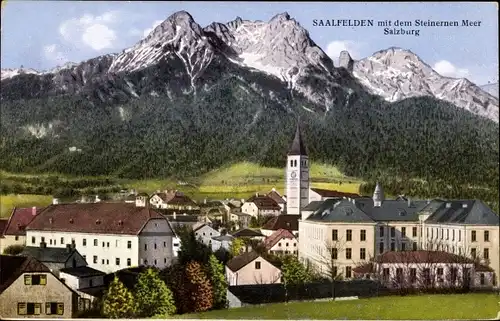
[271,12,291,22]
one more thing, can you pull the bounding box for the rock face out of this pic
[338,51,354,72]
[481,83,499,99]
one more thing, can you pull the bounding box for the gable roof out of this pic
[288,121,307,156]
[59,266,106,277]
[3,207,43,236]
[245,195,281,211]
[212,235,235,242]
[267,190,286,204]
[310,188,361,199]
[423,200,499,225]
[264,229,296,250]
[0,255,50,293]
[0,219,8,236]
[19,246,82,264]
[232,228,264,238]
[26,203,165,235]
[261,215,300,231]
[226,251,261,272]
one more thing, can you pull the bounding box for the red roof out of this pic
[3,207,42,236]
[310,188,360,198]
[267,190,286,204]
[26,203,165,235]
[261,215,299,231]
[264,229,296,250]
[0,219,8,236]
[246,195,281,211]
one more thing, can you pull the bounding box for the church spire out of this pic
[373,181,384,207]
[288,118,307,156]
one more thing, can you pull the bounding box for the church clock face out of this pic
[290,170,297,179]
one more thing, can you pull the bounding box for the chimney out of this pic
[173,212,177,220]
[272,187,276,192]
[40,241,46,248]
[31,206,37,216]
[52,198,59,205]
[462,203,468,208]
[407,198,412,207]
[241,199,245,204]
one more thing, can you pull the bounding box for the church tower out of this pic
[373,182,384,207]
[286,120,309,215]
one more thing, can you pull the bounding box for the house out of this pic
[0,255,79,318]
[353,250,496,289]
[308,188,361,203]
[211,234,234,252]
[149,190,199,210]
[207,208,225,222]
[263,229,298,256]
[260,215,300,237]
[225,251,281,285]
[59,266,106,307]
[194,224,221,246]
[231,228,265,241]
[241,194,281,217]
[164,211,204,229]
[0,207,42,254]
[229,212,252,230]
[267,188,287,211]
[24,197,175,273]
[19,243,87,276]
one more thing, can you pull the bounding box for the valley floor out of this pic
[177,293,499,320]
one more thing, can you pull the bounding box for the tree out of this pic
[185,261,213,312]
[101,276,136,318]
[133,268,176,317]
[230,238,245,257]
[2,244,25,255]
[206,254,228,309]
[281,255,312,285]
[177,226,212,265]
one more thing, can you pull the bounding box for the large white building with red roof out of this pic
[23,198,175,273]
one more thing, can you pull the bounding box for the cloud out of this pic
[143,20,163,38]
[326,40,363,67]
[59,11,120,51]
[43,44,68,64]
[433,60,470,78]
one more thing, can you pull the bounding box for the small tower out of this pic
[286,119,310,218]
[373,182,384,207]
[135,193,149,208]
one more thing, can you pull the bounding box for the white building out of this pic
[24,196,175,273]
[225,251,281,286]
[194,224,221,246]
[241,194,281,217]
[263,228,298,256]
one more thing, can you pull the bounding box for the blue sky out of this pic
[1,1,498,85]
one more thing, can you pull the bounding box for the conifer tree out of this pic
[101,275,136,318]
[134,268,176,317]
[185,261,213,312]
[206,254,228,309]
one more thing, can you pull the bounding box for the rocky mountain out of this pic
[480,82,499,99]
[338,48,499,122]
[0,11,498,193]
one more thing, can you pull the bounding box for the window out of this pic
[144,259,148,265]
[83,239,87,246]
[41,237,45,242]
[94,239,98,246]
[437,268,444,282]
[401,243,406,251]
[127,258,131,266]
[471,230,476,242]
[360,248,366,260]
[331,248,338,260]
[396,268,403,284]
[255,261,261,270]
[102,242,105,247]
[430,228,433,239]
[18,303,41,315]
[390,227,395,238]
[484,248,489,260]
[106,259,109,265]
[471,248,477,258]
[423,268,431,286]
[345,266,352,278]
[390,242,395,251]
[144,244,148,250]
[412,227,417,237]
[49,239,52,245]
[480,273,485,285]
[116,258,120,266]
[116,240,120,247]
[332,229,338,241]
[18,303,27,315]
[410,268,417,284]
[345,248,352,259]
[484,231,490,242]
[401,227,406,237]
[346,230,352,241]
[450,268,458,283]
[332,266,338,277]
[278,242,282,247]
[164,258,167,263]
[127,241,132,249]
[379,242,384,253]
[24,274,47,285]
[360,230,366,241]
[93,256,97,264]
[290,160,293,167]
[31,236,36,244]
[440,229,443,240]
[286,243,289,246]
[102,259,105,264]
[164,242,166,247]
[379,226,384,237]
[383,268,390,282]
[46,302,63,315]
[154,259,157,265]
[459,230,461,242]
[446,229,449,240]
[413,242,417,251]
[107,242,110,247]
[452,230,455,241]
[154,243,157,249]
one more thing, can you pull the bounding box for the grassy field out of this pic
[0,194,53,218]
[0,162,363,217]
[178,293,499,320]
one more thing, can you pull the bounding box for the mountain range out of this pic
[0,11,498,195]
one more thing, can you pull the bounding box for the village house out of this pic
[0,255,79,318]
[59,266,106,309]
[211,234,234,252]
[149,190,199,211]
[194,224,221,247]
[263,228,298,256]
[353,250,496,289]
[225,251,282,286]
[231,228,265,241]
[266,188,287,211]
[19,243,87,276]
[260,215,300,237]
[0,207,42,254]
[24,196,175,274]
[241,194,281,217]
[229,212,252,230]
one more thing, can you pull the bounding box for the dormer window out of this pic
[343,208,353,216]
[96,219,101,225]
[69,218,74,223]
[398,209,406,216]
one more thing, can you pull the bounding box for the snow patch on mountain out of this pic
[1,68,39,80]
[480,83,499,99]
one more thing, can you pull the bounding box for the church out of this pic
[285,120,499,286]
